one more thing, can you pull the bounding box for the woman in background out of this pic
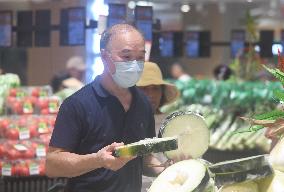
[137,61,179,133]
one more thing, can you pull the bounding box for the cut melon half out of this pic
[159,111,210,160]
[148,159,212,192]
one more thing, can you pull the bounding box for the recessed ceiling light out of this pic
[128,1,136,9]
[247,0,253,3]
[181,4,191,13]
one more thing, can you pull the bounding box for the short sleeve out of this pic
[49,97,84,152]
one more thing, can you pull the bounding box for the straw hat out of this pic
[137,62,179,106]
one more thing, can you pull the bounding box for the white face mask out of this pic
[111,60,144,88]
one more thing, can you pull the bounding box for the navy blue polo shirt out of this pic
[49,75,155,192]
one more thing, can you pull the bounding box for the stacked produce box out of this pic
[0,86,60,177]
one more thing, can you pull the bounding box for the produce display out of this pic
[113,137,178,157]
[0,83,60,177]
[0,73,21,115]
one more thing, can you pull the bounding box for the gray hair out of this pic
[100,23,144,50]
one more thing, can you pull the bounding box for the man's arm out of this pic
[46,143,134,178]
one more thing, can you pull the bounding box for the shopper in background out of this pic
[213,64,233,80]
[46,23,164,192]
[50,56,86,93]
[137,61,179,132]
[170,62,191,81]
[65,56,86,83]
[50,72,70,93]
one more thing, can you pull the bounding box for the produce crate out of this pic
[0,176,67,192]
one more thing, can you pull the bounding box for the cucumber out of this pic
[148,159,212,192]
[113,137,178,157]
[210,115,234,146]
[159,111,210,159]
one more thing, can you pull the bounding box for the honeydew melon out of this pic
[148,159,214,192]
[218,181,259,192]
[113,137,178,157]
[159,111,210,160]
[269,138,284,172]
[257,170,284,192]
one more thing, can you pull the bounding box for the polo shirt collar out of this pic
[92,75,110,98]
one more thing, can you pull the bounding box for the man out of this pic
[46,24,163,192]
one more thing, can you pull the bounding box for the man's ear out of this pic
[101,49,115,74]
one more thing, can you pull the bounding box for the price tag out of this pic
[38,122,48,134]
[36,145,46,157]
[14,144,28,151]
[19,128,30,140]
[29,164,39,175]
[2,164,12,176]
[23,102,33,114]
[48,101,58,114]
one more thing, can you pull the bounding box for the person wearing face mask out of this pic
[46,24,164,192]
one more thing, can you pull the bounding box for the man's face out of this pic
[102,30,145,74]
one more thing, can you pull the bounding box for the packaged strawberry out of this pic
[0,116,11,137]
[4,140,36,160]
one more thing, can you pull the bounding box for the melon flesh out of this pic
[148,159,209,192]
[257,170,284,192]
[160,112,209,159]
[269,138,284,172]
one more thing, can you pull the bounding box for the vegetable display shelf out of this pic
[0,85,63,192]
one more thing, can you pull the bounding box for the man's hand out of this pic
[97,142,135,171]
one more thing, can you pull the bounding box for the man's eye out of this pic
[122,56,131,60]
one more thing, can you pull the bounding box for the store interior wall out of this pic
[152,2,263,79]
[0,0,86,86]
[0,0,282,84]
